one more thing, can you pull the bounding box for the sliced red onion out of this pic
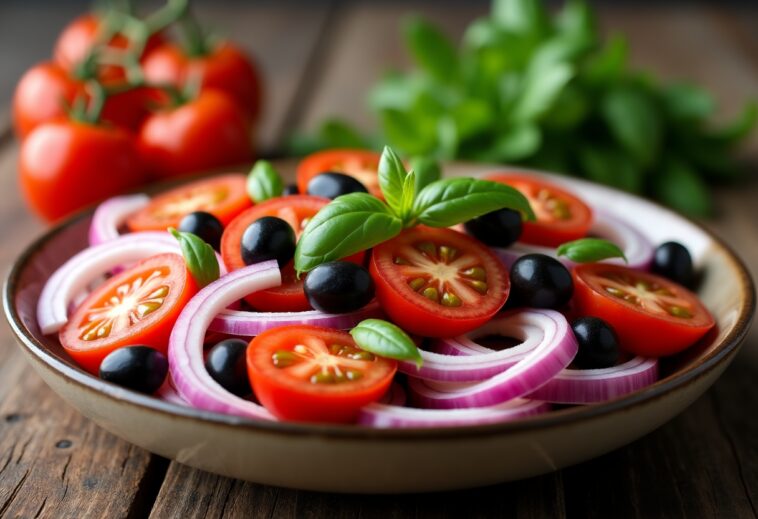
[526,356,658,404]
[397,311,550,382]
[208,300,385,336]
[89,194,150,245]
[37,232,180,335]
[494,210,653,271]
[407,310,577,409]
[168,261,282,420]
[156,376,190,406]
[358,399,549,428]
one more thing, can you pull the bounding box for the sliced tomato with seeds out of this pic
[370,227,509,337]
[221,195,365,312]
[572,264,715,357]
[127,174,251,232]
[296,149,382,198]
[246,325,397,422]
[485,173,593,247]
[59,253,198,374]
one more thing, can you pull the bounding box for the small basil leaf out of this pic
[246,160,284,203]
[663,83,714,122]
[378,146,408,216]
[294,194,402,274]
[403,16,459,83]
[400,171,416,223]
[409,156,441,193]
[169,228,220,288]
[350,319,423,368]
[412,178,535,227]
[556,238,627,263]
[492,0,550,37]
[509,60,574,124]
[601,85,661,167]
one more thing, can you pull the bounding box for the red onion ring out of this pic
[526,356,658,404]
[37,232,180,335]
[168,261,282,420]
[89,194,150,245]
[156,376,190,406]
[397,311,550,382]
[494,210,653,271]
[358,399,549,428]
[407,310,577,409]
[208,300,385,336]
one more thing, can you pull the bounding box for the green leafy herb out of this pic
[378,145,409,216]
[169,228,220,287]
[409,156,441,193]
[556,238,627,263]
[289,0,756,217]
[246,160,283,203]
[294,193,402,274]
[411,178,535,227]
[350,319,423,368]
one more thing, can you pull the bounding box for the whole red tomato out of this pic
[138,89,254,180]
[54,13,165,79]
[142,42,262,121]
[19,121,146,222]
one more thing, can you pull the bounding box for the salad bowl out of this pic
[3,160,754,493]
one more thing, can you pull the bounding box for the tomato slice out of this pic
[572,264,715,357]
[221,195,365,311]
[485,174,593,247]
[246,325,397,422]
[126,174,251,232]
[59,253,197,374]
[370,227,509,337]
[296,149,382,198]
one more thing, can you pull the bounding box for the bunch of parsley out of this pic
[291,0,756,217]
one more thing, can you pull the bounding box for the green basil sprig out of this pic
[350,319,423,368]
[246,160,284,203]
[294,145,534,274]
[169,228,220,287]
[556,238,626,263]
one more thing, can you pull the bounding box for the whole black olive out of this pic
[241,216,296,267]
[306,172,368,199]
[99,346,168,394]
[282,184,299,195]
[178,211,224,250]
[652,241,694,288]
[509,254,573,309]
[464,208,523,248]
[304,261,375,313]
[205,339,252,397]
[571,317,619,369]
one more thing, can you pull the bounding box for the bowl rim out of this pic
[3,166,755,441]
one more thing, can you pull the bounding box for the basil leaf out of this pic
[294,194,402,274]
[577,145,643,193]
[412,178,535,227]
[350,319,423,368]
[246,160,283,203]
[378,146,408,216]
[169,228,220,288]
[493,0,550,37]
[399,171,416,222]
[409,156,441,193]
[601,85,661,167]
[509,59,574,124]
[652,158,711,217]
[663,83,714,122]
[712,100,757,145]
[403,16,459,83]
[557,238,626,263]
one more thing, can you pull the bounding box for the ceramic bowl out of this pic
[3,161,754,493]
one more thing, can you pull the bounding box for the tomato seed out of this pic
[272,350,299,368]
[416,242,437,259]
[467,280,488,294]
[408,278,426,291]
[461,266,486,281]
[422,287,439,302]
[668,305,693,318]
[441,292,462,307]
[439,245,458,263]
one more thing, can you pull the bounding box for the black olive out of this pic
[652,241,694,288]
[205,339,251,396]
[509,254,573,308]
[571,317,619,369]
[283,183,299,195]
[306,172,368,199]
[304,261,375,313]
[178,211,224,250]
[464,208,522,248]
[99,346,168,394]
[241,216,296,267]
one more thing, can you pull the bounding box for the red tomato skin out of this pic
[246,326,396,423]
[138,90,254,180]
[370,228,509,338]
[572,265,715,357]
[296,149,383,198]
[13,63,81,139]
[143,42,262,121]
[60,254,198,374]
[19,121,146,222]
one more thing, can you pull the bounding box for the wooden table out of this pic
[1,1,757,517]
